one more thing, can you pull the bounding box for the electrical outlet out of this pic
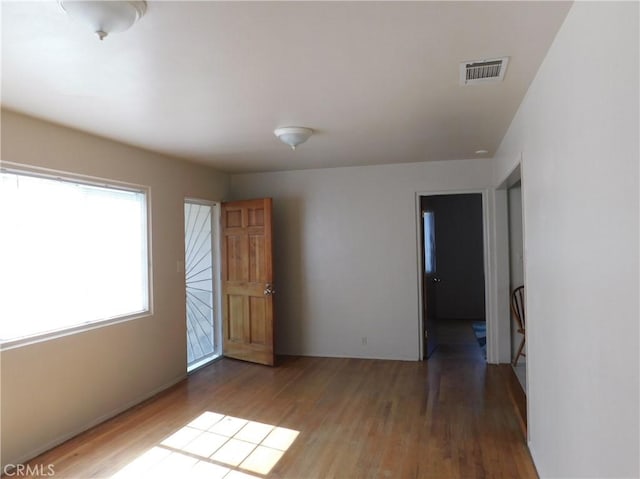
[361,336,367,345]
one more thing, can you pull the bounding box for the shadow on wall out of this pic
[272,197,308,354]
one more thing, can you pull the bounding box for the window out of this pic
[423,211,436,274]
[0,169,149,345]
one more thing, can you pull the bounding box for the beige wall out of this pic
[0,110,229,466]
[494,2,639,477]
[229,159,495,361]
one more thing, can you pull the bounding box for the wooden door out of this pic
[221,198,275,366]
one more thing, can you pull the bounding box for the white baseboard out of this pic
[277,351,418,362]
[527,442,542,478]
[3,373,187,469]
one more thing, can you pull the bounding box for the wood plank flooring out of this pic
[8,328,537,479]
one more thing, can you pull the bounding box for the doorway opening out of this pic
[507,180,526,391]
[184,199,222,372]
[497,163,528,437]
[419,193,486,360]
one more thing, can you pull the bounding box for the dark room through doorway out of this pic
[420,193,486,360]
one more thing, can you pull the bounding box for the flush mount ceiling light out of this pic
[59,1,147,40]
[274,127,313,150]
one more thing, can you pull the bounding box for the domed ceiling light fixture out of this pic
[274,127,313,151]
[59,1,147,40]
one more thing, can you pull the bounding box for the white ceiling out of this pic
[1,1,572,173]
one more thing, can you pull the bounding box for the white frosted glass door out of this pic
[184,201,219,370]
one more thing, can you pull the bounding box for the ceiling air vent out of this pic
[460,57,509,85]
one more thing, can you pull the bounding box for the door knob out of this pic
[432,277,441,283]
[264,283,275,296]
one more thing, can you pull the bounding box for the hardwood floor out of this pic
[10,336,537,478]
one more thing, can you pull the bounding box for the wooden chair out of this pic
[511,285,526,366]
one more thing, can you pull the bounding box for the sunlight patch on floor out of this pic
[110,412,299,478]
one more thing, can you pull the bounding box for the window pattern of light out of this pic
[0,171,148,343]
[111,412,299,478]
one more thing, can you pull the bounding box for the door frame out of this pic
[184,198,223,372]
[415,189,501,362]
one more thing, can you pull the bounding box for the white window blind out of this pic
[0,170,149,344]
